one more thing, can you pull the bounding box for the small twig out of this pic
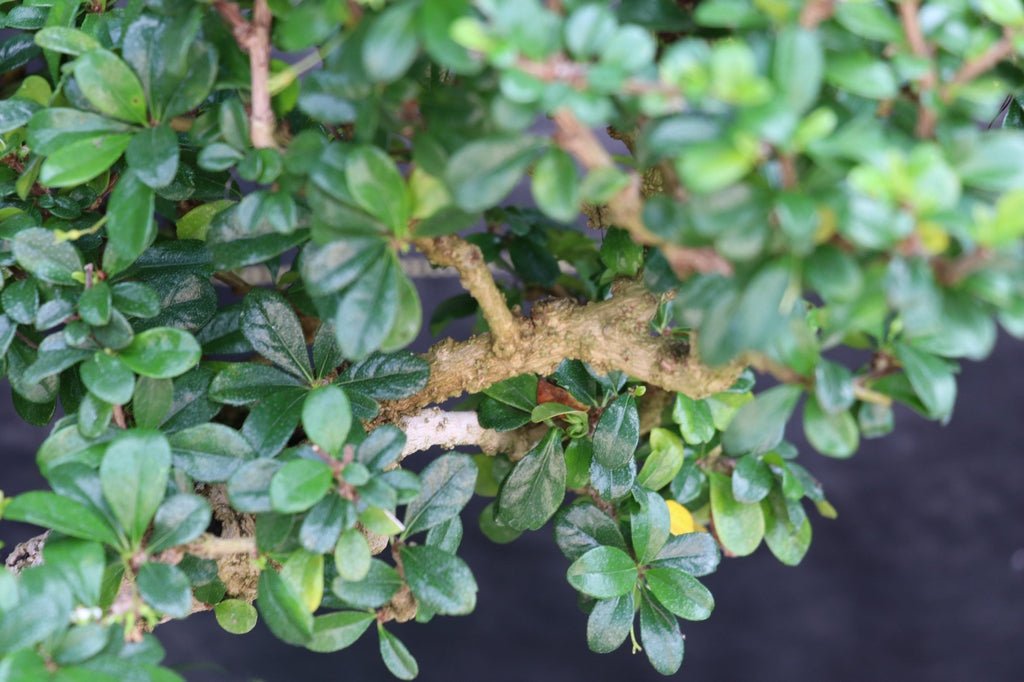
[942,36,1015,101]
[898,0,938,136]
[213,271,253,295]
[799,0,835,28]
[552,109,732,279]
[182,534,258,559]
[15,331,38,350]
[112,405,127,429]
[213,0,276,148]
[932,247,992,286]
[415,236,520,356]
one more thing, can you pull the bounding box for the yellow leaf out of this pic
[666,499,696,536]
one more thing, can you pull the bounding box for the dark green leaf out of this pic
[554,502,628,561]
[168,423,255,483]
[592,395,639,469]
[732,455,773,503]
[241,388,306,457]
[639,590,684,675]
[137,563,191,618]
[650,532,721,577]
[103,171,156,275]
[241,288,312,381]
[378,625,419,681]
[334,252,401,360]
[78,281,112,326]
[400,544,478,615]
[131,377,173,429]
[331,559,401,609]
[645,567,714,621]
[147,494,211,553]
[337,351,430,401]
[362,3,419,83]
[894,341,957,422]
[403,453,477,537]
[126,125,179,189]
[497,429,566,531]
[566,546,638,599]
[586,593,634,654]
[227,459,281,513]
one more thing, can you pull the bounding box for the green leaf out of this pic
[308,611,374,652]
[214,599,258,635]
[645,567,714,621]
[336,351,430,401]
[356,425,406,471]
[12,228,82,285]
[345,145,411,234]
[814,359,855,415]
[803,397,859,458]
[227,459,281,513]
[637,428,685,492]
[586,593,634,654]
[482,374,538,412]
[331,559,402,609]
[137,563,191,618]
[269,459,334,514]
[302,386,351,456]
[773,26,822,113]
[979,0,1024,25]
[0,98,40,134]
[672,393,715,445]
[34,27,100,56]
[894,341,957,422]
[28,108,134,155]
[257,569,313,646]
[168,423,255,482]
[78,281,112,326]
[632,488,671,564]
[709,471,764,556]
[334,252,401,360]
[566,546,638,599]
[100,430,170,546]
[531,147,580,223]
[241,289,312,381]
[241,388,306,457]
[824,52,897,99]
[42,538,105,608]
[39,133,132,188]
[3,492,118,546]
[400,544,478,615]
[650,532,721,577]
[564,438,593,489]
[403,453,477,537]
[126,125,179,189]
[81,353,135,406]
[639,590,685,675]
[721,385,801,456]
[132,377,173,429]
[592,395,639,469]
[209,363,305,405]
[363,3,419,83]
[600,227,644,278]
[119,327,201,379]
[445,135,541,212]
[497,429,566,531]
[334,527,371,582]
[281,550,324,613]
[73,49,147,124]
[378,625,419,681]
[732,455,773,503]
[147,493,211,554]
[103,171,156,275]
[762,490,812,566]
[554,502,629,561]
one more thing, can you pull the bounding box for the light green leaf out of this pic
[302,386,351,456]
[73,49,148,124]
[119,327,201,379]
[100,430,171,546]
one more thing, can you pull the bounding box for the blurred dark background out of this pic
[2,259,1023,682]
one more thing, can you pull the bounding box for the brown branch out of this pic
[414,236,520,356]
[942,37,1015,101]
[932,247,993,286]
[376,281,743,423]
[898,0,938,137]
[552,109,733,279]
[213,0,276,148]
[799,0,835,28]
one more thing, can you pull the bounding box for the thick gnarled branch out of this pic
[398,408,542,459]
[552,110,732,279]
[377,281,742,423]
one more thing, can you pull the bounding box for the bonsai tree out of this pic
[1,0,1023,677]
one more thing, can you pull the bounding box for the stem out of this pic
[183,534,258,559]
[414,236,520,356]
[268,33,345,95]
[942,37,1015,101]
[898,0,938,137]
